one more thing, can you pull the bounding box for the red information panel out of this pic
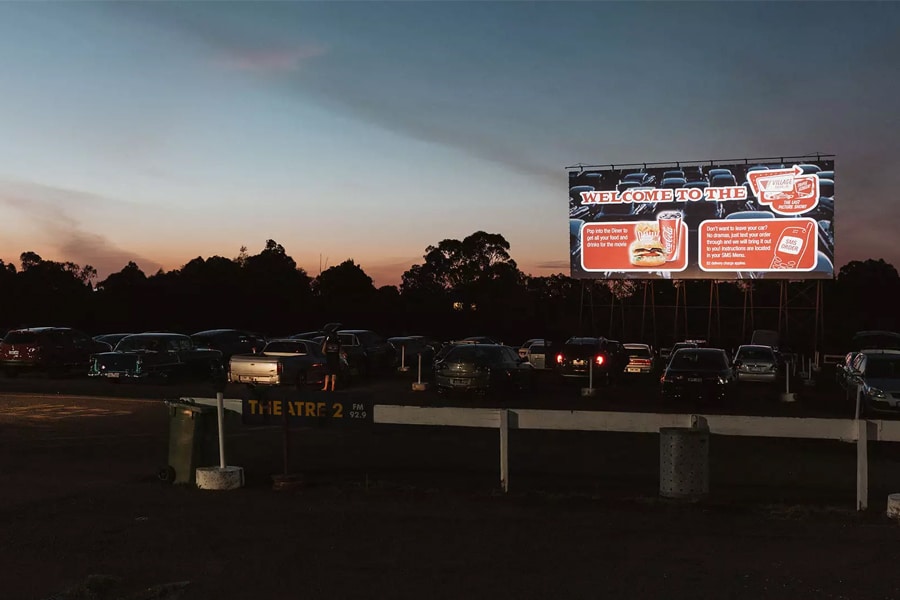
[581,219,688,273]
[698,218,818,272]
[567,156,834,280]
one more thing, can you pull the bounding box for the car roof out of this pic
[192,329,246,335]
[737,344,776,351]
[124,332,189,339]
[8,327,68,333]
[861,349,900,356]
[624,343,651,349]
[674,347,726,355]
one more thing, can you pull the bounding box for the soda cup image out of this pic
[770,222,814,269]
[656,210,684,262]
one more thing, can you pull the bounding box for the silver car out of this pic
[848,350,900,415]
[733,344,779,383]
[623,343,656,375]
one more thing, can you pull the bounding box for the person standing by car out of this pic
[321,331,342,392]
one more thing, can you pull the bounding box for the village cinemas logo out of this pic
[746,165,820,215]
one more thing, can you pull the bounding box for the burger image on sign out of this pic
[629,221,666,267]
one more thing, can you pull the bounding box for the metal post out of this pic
[216,391,226,469]
[589,356,594,390]
[499,410,509,493]
[401,345,406,369]
[417,354,422,385]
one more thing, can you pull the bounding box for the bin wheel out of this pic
[158,466,176,483]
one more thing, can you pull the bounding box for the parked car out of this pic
[844,350,900,415]
[0,327,109,378]
[521,340,554,370]
[228,338,334,389]
[191,329,266,364]
[623,343,656,375]
[554,337,626,384]
[660,347,735,402]
[88,333,224,382]
[732,344,780,384]
[335,329,395,377]
[434,343,535,394]
[662,341,699,369]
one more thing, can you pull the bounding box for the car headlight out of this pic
[718,375,729,385]
[867,387,887,399]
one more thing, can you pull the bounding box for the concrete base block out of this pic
[780,392,797,403]
[887,494,900,521]
[412,382,430,391]
[397,366,411,373]
[581,387,597,397]
[196,466,244,490]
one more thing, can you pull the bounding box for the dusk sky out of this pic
[0,1,898,286]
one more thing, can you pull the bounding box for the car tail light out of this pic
[556,353,564,364]
[277,362,284,375]
[595,355,605,366]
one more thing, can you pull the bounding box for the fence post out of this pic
[500,409,509,493]
[857,418,868,511]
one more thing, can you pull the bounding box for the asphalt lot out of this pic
[0,365,861,418]
[3,370,900,599]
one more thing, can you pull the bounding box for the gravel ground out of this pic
[2,394,900,600]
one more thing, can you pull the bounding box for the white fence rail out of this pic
[374,405,900,511]
[188,396,899,511]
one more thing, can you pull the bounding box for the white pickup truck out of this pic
[227,338,327,389]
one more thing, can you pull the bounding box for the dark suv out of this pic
[0,327,110,377]
[554,336,627,383]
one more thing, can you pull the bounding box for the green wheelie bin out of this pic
[159,400,219,485]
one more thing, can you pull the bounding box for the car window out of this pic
[265,341,305,354]
[669,351,728,370]
[3,331,39,344]
[865,357,900,379]
[339,334,357,346]
[737,348,775,361]
[627,347,652,358]
[174,338,193,351]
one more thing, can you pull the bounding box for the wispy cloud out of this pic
[217,44,325,74]
[0,181,162,278]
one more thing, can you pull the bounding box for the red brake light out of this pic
[556,353,564,364]
[595,355,605,366]
[277,362,284,375]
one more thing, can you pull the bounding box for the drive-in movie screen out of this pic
[568,156,835,280]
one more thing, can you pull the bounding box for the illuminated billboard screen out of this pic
[567,156,835,280]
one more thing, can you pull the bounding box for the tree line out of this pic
[0,232,896,353]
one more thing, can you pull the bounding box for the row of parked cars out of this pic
[834,331,900,416]
[0,325,414,385]
[0,324,786,404]
[428,334,784,399]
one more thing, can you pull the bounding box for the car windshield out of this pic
[116,336,188,352]
[669,351,727,371]
[3,332,38,344]
[445,345,505,366]
[264,341,308,354]
[737,348,775,361]
[866,357,900,379]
